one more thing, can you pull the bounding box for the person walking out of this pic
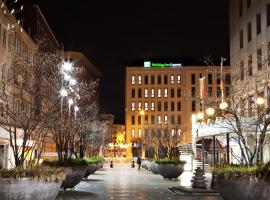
[137,156,141,170]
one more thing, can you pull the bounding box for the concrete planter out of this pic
[214,176,270,200]
[156,164,184,179]
[84,164,97,178]
[96,162,103,170]
[142,160,150,170]
[61,167,87,190]
[148,162,158,174]
[0,178,61,200]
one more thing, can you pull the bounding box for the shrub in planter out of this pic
[43,158,88,190]
[0,167,65,200]
[212,164,270,200]
[155,158,186,180]
[84,157,104,178]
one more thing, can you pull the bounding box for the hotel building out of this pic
[125,63,230,157]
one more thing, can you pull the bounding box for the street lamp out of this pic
[219,101,228,110]
[206,107,215,116]
[256,97,265,105]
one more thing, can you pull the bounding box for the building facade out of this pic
[125,64,230,157]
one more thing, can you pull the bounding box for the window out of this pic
[268,42,270,66]
[217,73,221,84]
[247,0,251,8]
[2,28,6,48]
[162,101,167,111]
[164,115,168,125]
[177,101,181,111]
[164,75,168,84]
[151,115,155,125]
[144,89,148,98]
[256,14,261,34]
[131,89,135,98]
[178,129,181,136]
[171,88,174,98]
[225,73,231,84]
[158,101,162,111]
[177,75,181,84]
[151,75,155,84]
[151,89,155,97]
[151,102,155,111]
[191,74,196,85]
[158,115,161,124]
[131,102,135,111]
[131,75,135,84]
[164,88,168,98]
[192,100,196,112]
[170,75,174,84]
[177,88,181,97]
[132,129,135,137]
[171,102,175,111]
[145,115,148,124]
[177,115,181,124]
[257,48,262,71]
[171,115,175,125]
[208,74,212,84]
[191,87,196,98]
[158,75,161,84]
[158,89,161,98]
[267,4,270,26]
[240,30,243,49]
[144,76,148,85]
[208,87,213,97]
[138,129,141,138]
[145,102,148,111]
[132,116,135,125]
[138,75,142,84]
[240,61,244,80]
[217,87,221,97]
[248,22,252,42]
[239,0,243,16]
[225,87,230,97]
[138,116,141,125]
[138,102,142,110]
[248,55,253,76]
[138,88,142,98]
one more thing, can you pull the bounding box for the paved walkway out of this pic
[56,164,223,200]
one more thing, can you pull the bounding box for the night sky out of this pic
[20,0,229,123]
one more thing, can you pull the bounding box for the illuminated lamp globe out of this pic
[196,112,204,120]
[74,106,79,112]
[219,102,228,110]
[256,97,265,105]
[60,89,68,97]
[206,107,215,116]
[62,62,73,72]
[139,110,145,116]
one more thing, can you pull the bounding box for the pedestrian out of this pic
[137,156,141,170]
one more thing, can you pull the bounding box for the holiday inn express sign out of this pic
[144,61,182,68]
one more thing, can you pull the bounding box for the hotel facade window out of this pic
[132,116,135,125]
[191,74,195,85]
[132,129,135,137]
[239,0,243,16]
[256,13,261,34]
[151,75,155,84]
[131,89,135,98]
[158,89,161,97]
[192,100,196,112]
[151,88,155,97]
[158,75,161,84]
[164,88,168,97]
[240,30,243,48]
[158,115,161,124]
[208,87,213,97]
[144,89,148,97]
[151,115,155,124]
[171,88,174,98]
[138,75,142,84]
[164,101,168,111]
[240,61,244,80]
[164,75,168,84]
[248,22,252,42]
[144,102,148,111]
[138,102,142,110]
[191,87,196,98]
[170,75,174,84]
[208,74,212,84]
[138,129,141,138]
[177,88,181,97]
[171,115,175,124]
[177,75,181,84]
[138,88,142,98]
[151,102,155,111]
[177,115,181,124]
[144,75,148,85]
[131,75,135,84]
[257,48,262,71]
[177,101,181,111]
[171,102,175,111]
[248,55,253,76]
[267,4,270,26]
[138,116,141,125]
[131,102,135,111]
[164,115,168,125]
[145,115,148,124]
[158,101,162,111]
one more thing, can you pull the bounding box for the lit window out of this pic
[151,102,155,111]
[131,102,135,111]
[178,129,181,136]
[138,75,142,84]
[170,75,174,84]
[138,102,142,110]
[164,115,168,124]
[138,129,141,138]
[131,75,135,85]
[132,129,135,137]
[145,102,148,111]
[151,89,155,97]
[177,75,181,84]
[172,130,175,136]
[158,115,161,124]
[144,89,148,98]
[164,88,168,98]
[158,89,161,98]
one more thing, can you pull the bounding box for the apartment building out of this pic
[125,64,230,157]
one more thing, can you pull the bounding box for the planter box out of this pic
[84,164,97,178]
[142,160,150,170]
[214,176,270,200]
[61,167,87,190]
[0,178,61,200]
[148,162,158,174]
[156,164,184,179]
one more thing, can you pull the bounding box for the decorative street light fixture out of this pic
[206,107,215,116]
[219,101,228,110]
[256,97,265,105]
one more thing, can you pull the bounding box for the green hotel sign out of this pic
[144,61,182,68]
